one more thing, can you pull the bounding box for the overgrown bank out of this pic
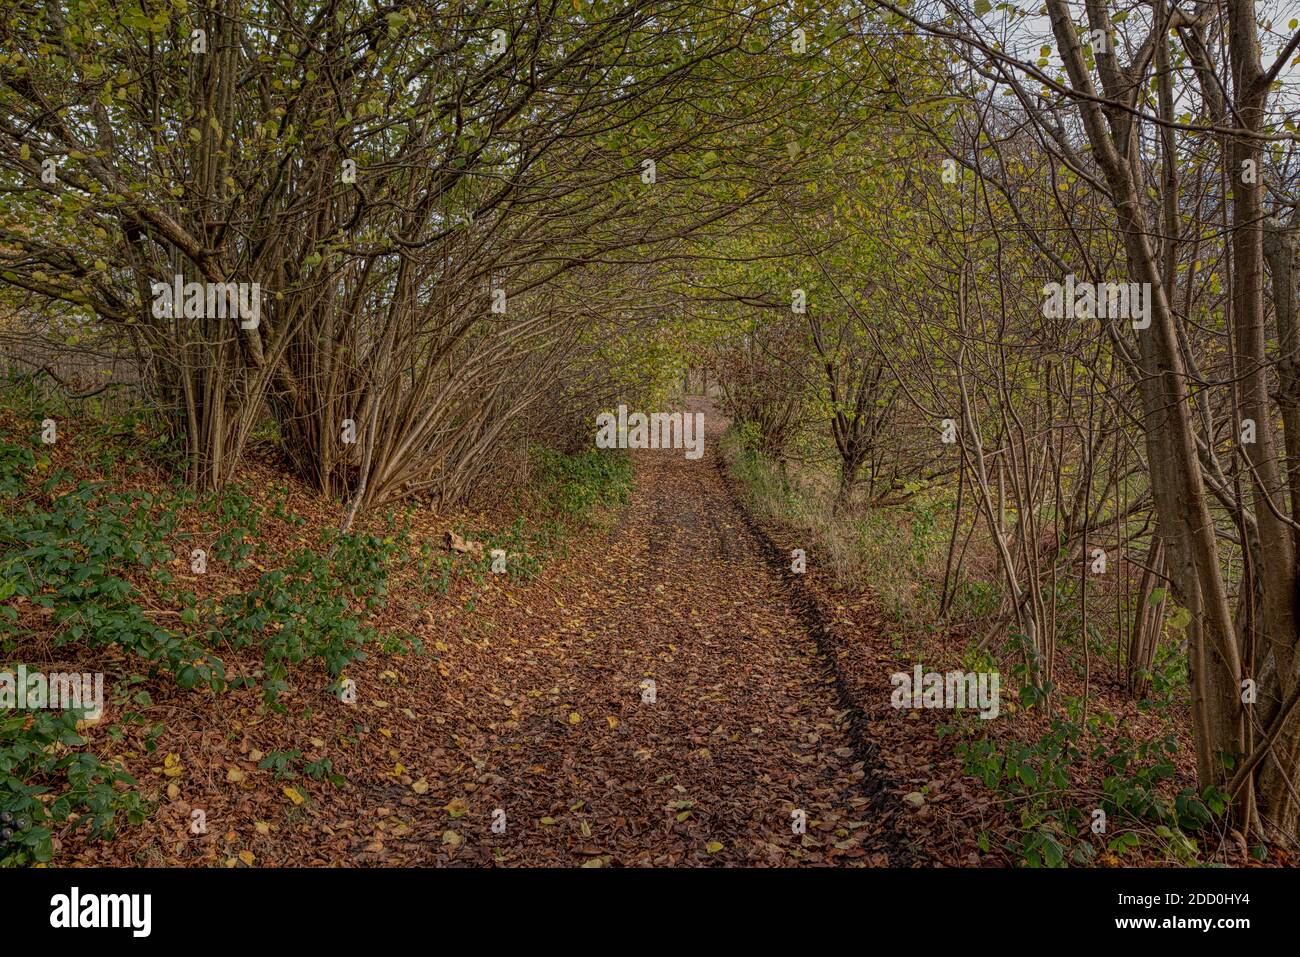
[720,428,1267,868]
[0,389,631,866]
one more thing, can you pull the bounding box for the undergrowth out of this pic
[723,422,1214,867]
[0,393,633,866]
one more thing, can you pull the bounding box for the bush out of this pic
[953,694,1215,867]
[0,703,144,867]
[532,446,633,521]
[207,533,396,706]
[0,473,222,686]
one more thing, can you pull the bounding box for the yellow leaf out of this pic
[411,778,429,794]
[707,841,724,853]
[166,783,180,800]
[540,816,556,826]
[283,786,304,806]
[605,716,619,729]
[254,822,270,835]
[444,797,469,818]
[568,712,581,725]
[162,753,183,777]
[226,767,245,783]
[238,850,255,866]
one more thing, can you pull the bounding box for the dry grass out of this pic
[721,433,1002,634]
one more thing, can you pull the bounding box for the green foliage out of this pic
[954,694,1214,867]
[724,436,807,523]
[730,420,763,455]
[304,757,344,786]
[0,705,144,867]
[207,533,395,706]
[454,447,636,586]
[1141,635,1190,700]
[949,578,1001,621]
[106,676,165,753]
[0,437,34,498]
[256,743,345,788]
[257,749,303,780]
[484,517,544,582]
[0,475,222,685]
[268,484,309,529]
[202,486,262,568]
[532,447,633,522]
[411,539,455,596]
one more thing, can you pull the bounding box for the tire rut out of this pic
[711,453,913,865]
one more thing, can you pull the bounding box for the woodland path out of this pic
[91,401,905,867]
[394,399,900,865]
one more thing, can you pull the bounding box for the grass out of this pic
[722,427,996,630]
